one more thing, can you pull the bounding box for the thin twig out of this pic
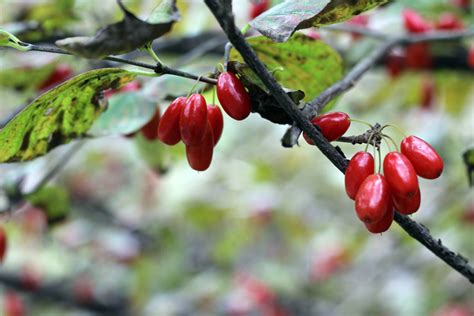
[22,43,217,84]
[204,0,474,283]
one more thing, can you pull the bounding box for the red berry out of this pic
[403,9,432,33]
[386,50,406,78]
[38,65,73,91]
[185,122,214,171]
[406,43,433,69]
[365,204,394,234]
[0,226,7,263]
[436,13,464,30]
[217,72,252,121]
[250,0,270,19]
[355,174,391,224]
[207,105,224,146]
[345,152,375,200]
[4,292,24,316]
[21,265,41,291]
[140,107,161,141]
[393,188,421,215]
[158,97,186,145]
[383,152,419,198]
[120,81,141,92]
[180,94,208,146]
[401,136,444,179]
[468,45,474,69]
[420,76,435,109]
[304,112,351,144]
[347,15,369,39]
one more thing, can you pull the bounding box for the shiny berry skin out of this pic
[355,174,391,224]
[250,0,270,19]
[0,226,6,263]
[4,292,24,316]
[345,152,375,200]
[158,97,186,145]
[207,105,224,146]
[38,65,73,91]
[216,72,252,121]
[185,122,214,171]
[403,9,432,33]
[365,204,394,234]
[304,112,351,144]
[401,136,444,179]
[393,188,421,215]
[180,94,208,146]
[383,152,419,198]
[140,107,161,141]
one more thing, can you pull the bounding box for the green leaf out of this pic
[250,0,390,42]
[89,92,158,136]
[26,186,70,225]
[229,35,343,102]
[0,68,136,163]
[0,29,30,51]
[56,0,179,58]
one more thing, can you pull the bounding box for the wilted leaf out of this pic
[250,0,389,42]
[0,68,135,163]
[56,0,179,58]
[89,92,158,136]
[229,34,343,102]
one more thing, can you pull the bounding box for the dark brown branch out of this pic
[205,0,474,283]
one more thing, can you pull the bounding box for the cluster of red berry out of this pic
[346,135,444,233]
[139,71,251,171]
[300,110,443,234]
[386,8,471,77]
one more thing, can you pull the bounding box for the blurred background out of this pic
[0,0,473,315]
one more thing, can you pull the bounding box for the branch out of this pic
[18,43,217,85]
[204,1,474,283]
[0,270,129,315]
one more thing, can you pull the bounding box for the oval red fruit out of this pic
[403,9,432,33]
[401,136,444,179]
[180,94,208,146]
[436,13,464,30]
[140,107,161,141]
[393,188,421,215]
[0,226,7,263]
[185,122,214,171]
[468,46,474,69]
[383,152,419,198]
[304,112,351,144]
[217,72,252,121]
[4,292,24,316]
[207,105,224,146]
[355,174,391,224]
[365,204,394,234]
[38,65,73,91]
[345,152,375,200]
[158,97,186,145]
[250,0,270,19]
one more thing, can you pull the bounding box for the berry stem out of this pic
[349,118,373,129]
[364,132,376,152]
[381,124,407,138]
[382,134,399,152]
[186,76,203,99]
[382,137,392,152]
